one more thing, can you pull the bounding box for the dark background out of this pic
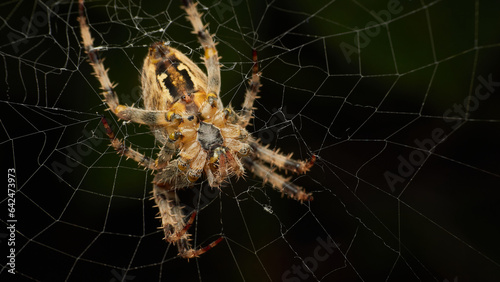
[1,0,500,281]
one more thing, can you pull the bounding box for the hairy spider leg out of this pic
[79,0,178,169]
[153,165,224,259]
[182,237,224,259]
[249,139,316,174]
[239,50,262,127]
[78,0,177,126]
[101,116,158,170]
[242,157,313,202]
[77,0,119,112]
[182,0,222,107]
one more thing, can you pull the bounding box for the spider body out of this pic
[78,0,315,259]
[139,42,248,186]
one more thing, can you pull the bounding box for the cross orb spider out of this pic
[78,0,315,259]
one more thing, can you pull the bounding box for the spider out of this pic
[78,0,315,259]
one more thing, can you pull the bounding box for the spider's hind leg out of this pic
[79,0,178,127]
[182,0,222,100]
[239,50,261,127]
[78,0,120,113]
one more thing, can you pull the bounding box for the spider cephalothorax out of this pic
[79,0,315,259]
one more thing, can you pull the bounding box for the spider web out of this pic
[1,0,500,281]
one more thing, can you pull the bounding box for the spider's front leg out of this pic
[242,157,313,202]
[153,160,223,259]
[249,139,316,174]
[242,139,316,202]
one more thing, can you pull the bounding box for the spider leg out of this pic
[242,157,313,202]
[112,107,182,126]
[155,142,175,170]
[181,236,224,259]
[79,1,179,127]
[101,116,159,170]
[78,0,120,113]
[182,0,222,103]
[153,160,224,259]
[249,139,316,174]
[239,50,261,127]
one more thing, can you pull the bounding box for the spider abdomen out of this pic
[142,42,208,112]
